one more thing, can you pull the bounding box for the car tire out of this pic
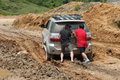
[42,35,44,49]
[86,52,93,61]
[44,45,51,61]
[42,41,44,49]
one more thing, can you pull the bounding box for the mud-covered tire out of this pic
[44,45,51,61]
[46,53,51,61]
[41,35,44,49]
[41,41,44,49]
[87,52,93,61]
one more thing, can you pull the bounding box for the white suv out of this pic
[41,15,92,60]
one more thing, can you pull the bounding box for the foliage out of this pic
[27,0,107,9]
[117,20,120,28]
[0,0,49,15]
[0,0,108,15]
[75,5,80,11]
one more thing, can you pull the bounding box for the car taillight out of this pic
[87,33,91,41]
[50,35,60,42]
[87,37,91,41]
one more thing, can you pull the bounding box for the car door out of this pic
[43,20,52,47]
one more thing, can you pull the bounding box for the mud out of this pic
[83,3,120,60]
[0,2,120,80]
[0,19,98,80]
[0,44,72,80]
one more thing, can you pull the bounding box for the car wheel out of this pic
[42,40,44,49]
[44,45,51,61]
[87,52,93,61]
[42,36,44,49]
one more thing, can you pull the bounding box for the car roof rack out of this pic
[52,15,83,20]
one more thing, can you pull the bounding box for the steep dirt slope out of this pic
[83,3,120,42]
[83,3,120,60]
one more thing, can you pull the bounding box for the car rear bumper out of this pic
[48,43,92,55]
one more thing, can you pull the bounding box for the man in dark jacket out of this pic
[60,24,74,63]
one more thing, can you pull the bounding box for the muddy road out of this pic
[0,17,120,80]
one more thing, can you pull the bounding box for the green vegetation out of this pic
[75,5,80,11]
[117,20,120,28]
[27,0,107,9]
[0,0,107,15]
[0,0,49,15]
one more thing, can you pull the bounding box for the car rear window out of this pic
[50,22,89,33]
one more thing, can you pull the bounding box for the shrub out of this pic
[75,5,80,11]
[117,20,120,28]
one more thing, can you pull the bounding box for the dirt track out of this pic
[0,16,120,80]
[12,3,120,62]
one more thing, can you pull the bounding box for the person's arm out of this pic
[74,30,77,37]
[68,30,72,37]
[59,31,61,37]
[85,32,86,39]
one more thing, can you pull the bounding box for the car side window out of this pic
[46,20,51,29]
[50,22,55,32]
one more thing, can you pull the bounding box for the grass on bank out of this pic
[0,0,49,15]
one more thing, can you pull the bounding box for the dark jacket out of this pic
[60,28,72,44]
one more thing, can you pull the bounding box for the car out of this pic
[41,15,92,61]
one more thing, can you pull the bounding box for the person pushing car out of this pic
[75,23,90,63]
[60,24,74,63]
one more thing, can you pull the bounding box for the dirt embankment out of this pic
[83,3,120,42]
[12,2,83,30]
[12,2,101,30]
[83,3,120,60]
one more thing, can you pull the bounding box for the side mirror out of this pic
[40,24,46,28]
